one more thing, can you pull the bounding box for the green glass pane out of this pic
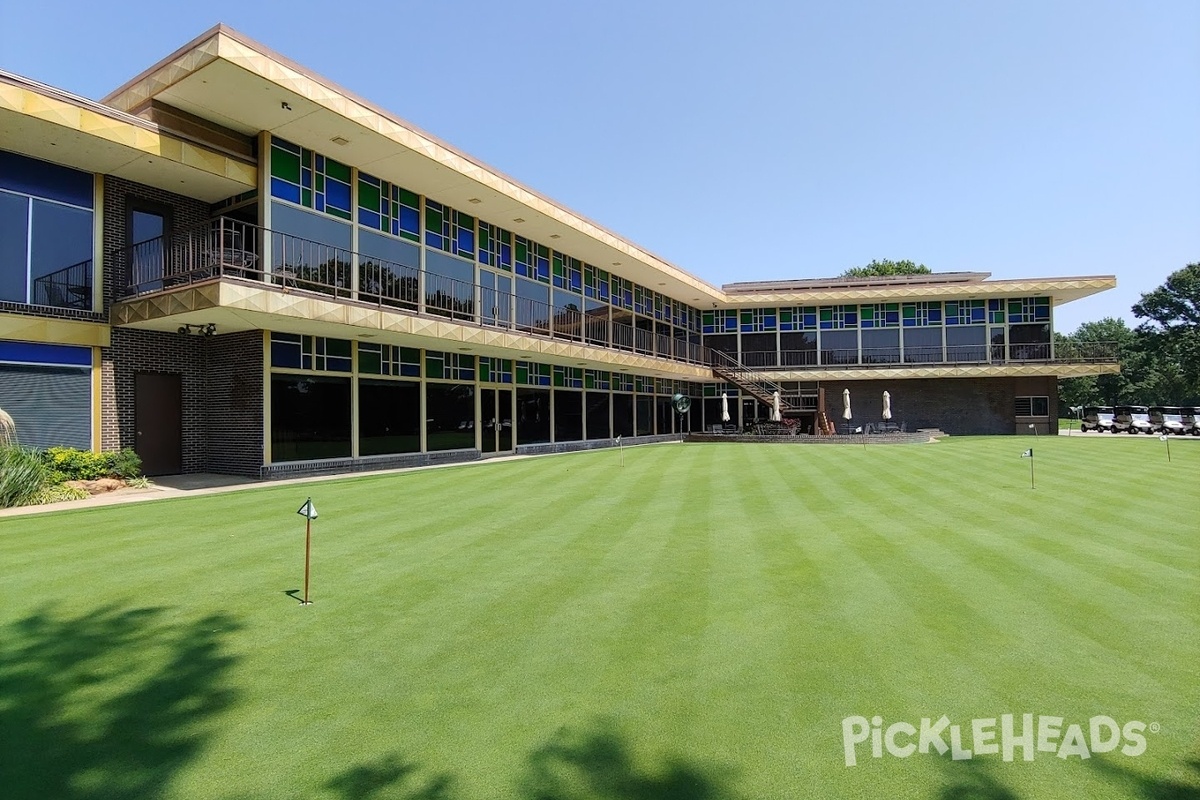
[740,311,752,324]
[903,305,916,318]
[861,307,874,320]
[358,180,380,212]
[271,147,302,183]
[455,211,474,229]
[399,189,420,208]
[886,303,898,312]
[327,207,352,221]
[426,206,443,233]
[515,241,528,262]
[324,158,351,183]
[359,351,381,374]
[301,188,312,207]
[325,339,351,357]
[478,361,491,382]
[820,308,833,321]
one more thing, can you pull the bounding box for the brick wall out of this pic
[102,328,207,471]
[102,177,210,314]
[205,331,265,476]
[818,376,1058,435]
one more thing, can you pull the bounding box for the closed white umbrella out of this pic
[721,392,730,423]
[842,389,852,421]
[882,391,892,421]
[771,391,781,422]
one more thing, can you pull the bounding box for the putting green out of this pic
[1,436,1197,799]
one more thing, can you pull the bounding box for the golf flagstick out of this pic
[1021,448,1034,489]
[296,497,318,605]
[1160,434,1171,463]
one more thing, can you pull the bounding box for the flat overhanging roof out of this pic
[0,70,255,202]
[95,25,1117,310]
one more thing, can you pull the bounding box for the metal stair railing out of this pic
[707,347,795,413]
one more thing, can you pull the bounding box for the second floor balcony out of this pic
[116,217,1120,374]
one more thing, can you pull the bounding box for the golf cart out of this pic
[1182,407,1200,436]
[1080,406,1116,433]
[1149,406,1188,436]
[1114,405,1154,434]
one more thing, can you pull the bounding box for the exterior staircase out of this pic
[708,349,796,417]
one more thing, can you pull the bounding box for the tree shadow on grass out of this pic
[520,718,741,800]
[1086,755,1200,800]
[324,753,456,800]
[0,605,241,800]
[934,757,1022,800]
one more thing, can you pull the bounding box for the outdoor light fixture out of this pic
[281,101,292,111]
[330,136,350,146]
[177,323,217,337]
[468,198,482,204]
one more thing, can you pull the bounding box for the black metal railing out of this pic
[31,259,92,310]
[119,217,1119,372]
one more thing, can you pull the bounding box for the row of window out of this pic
[269,138,706,330]
[270,333,705,393]
[701,299,1050,334]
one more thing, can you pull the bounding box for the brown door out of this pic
[135,372,182,475]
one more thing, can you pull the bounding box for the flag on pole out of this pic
[1021,449,1033,458]
[297,498,318,519]
[614,435,622,445]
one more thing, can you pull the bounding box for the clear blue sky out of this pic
[3,1,1196,333]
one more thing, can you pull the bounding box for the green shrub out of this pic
[44,447,110,481]
[0,446,50,508]
[107,448,143,479]
[30,483,90,505]
[41,447,143,481]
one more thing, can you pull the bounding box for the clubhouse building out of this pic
[0,25,1118,476]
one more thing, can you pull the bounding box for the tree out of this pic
[1132,262,1200,406]
[1057,317,1139,411]
[840,259,931,278]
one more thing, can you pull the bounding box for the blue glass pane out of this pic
[845,313,857,326]
[399,207,419,235]
[0,150,93,208]
[946,317,959,325]
[272,137,302,155]
[425,231,442,249]
[929,310,942,323]
[326,181,351,212]
[358,209,380,229]
[820,321,832,330]
[327,357,352,372]
[764,315,776,328]
[780,322,793,332]
[903,318,915,327]
[271,177,301,204]
[457,229,474,253]
[803,314,816,328]
[315,155,325,171]
[971,308,985,323]
[885,311,899,325]
[315,194,325,213]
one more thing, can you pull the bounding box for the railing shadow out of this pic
[0,604,241,800]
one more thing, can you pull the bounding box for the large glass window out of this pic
[946,326,987,361]
[820,330,858,365]
[359,379,421,455]
[270,202,352,291]
[515,277,550,334]
[612,393,635,437]
[780,332,817,366]
[359,229,420,308]
[516,388,551,444]
[741,332,776,367]
[425,250,474,320]
[635,395,654,435]
[554,390,583,442]
[585,391,611,439]
[425,382,475,451]
[0,151,93,308]
[903,328,943,363]
[271,375,351,461]
[862,329,900,364]
[1009,323,1051,360]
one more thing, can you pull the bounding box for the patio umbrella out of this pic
[882,391,892,421]
[842,389,852,421]
[721,392,730,423]
[771,391,781,422]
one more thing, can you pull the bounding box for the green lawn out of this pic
[1,437,1197,799]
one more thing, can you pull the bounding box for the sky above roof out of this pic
[3,1,1196,333]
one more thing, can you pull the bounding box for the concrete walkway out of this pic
[0,451,548,520]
